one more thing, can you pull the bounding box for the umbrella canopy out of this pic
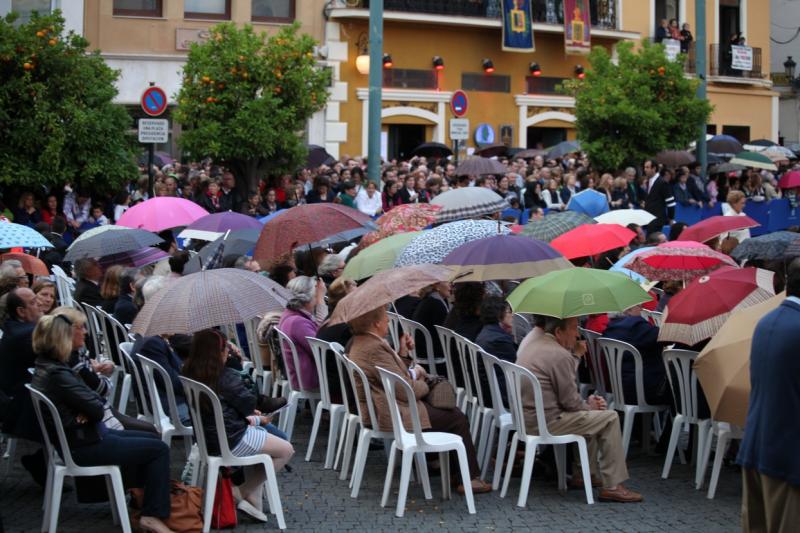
[430,187,509,223]
[65,228,163,261]
[594,209,655,227]
[749,139,777,147]
[178,212,263,241]
[566,189,610,217]
[342,231,421,281]
[625,241,737,281]
[729,151,778,171]
[659,267,775,346]
[117,197,208,233]
[694,292,784,427]
[763,145,796,160]
[183,228,261,275]
[138,151,175,168]
[0,252,49,276]
[730,231,800,262]
[306,144,336,168]
[778,170,800,190]
[545,140,581,159]
[550,224,635,260]
[521,211,596,242]
[609,246,655,283]
[395,220,509,267]
[131,268,290,336]
[514,149,547,159]
[507,269,651,319]
[329,264,455,325]
[454,157,506,176]
[784,239,800,258]
[71,224,130,245]
[98,247,169,269]
[0,222,53,249]
[677,215,760,244]
[707,134,743,157]
[656,150,695,167]
[360,204,441,247]
[474,143,508,158]
[253,204,376,263]
[258,210,286,224]
[709,162,745,174]
[441,234,572,282]
[411,142,453,158]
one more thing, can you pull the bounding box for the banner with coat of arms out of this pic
[563,0,591,55]
[501,0,535,52]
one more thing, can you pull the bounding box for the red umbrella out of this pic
[677,215,760,244]
[253,203,376,263]
[0,252,49,276]
[779,170,800,189]
[550,224,635,260]
[625,241,737,281]
[659,266,775,345]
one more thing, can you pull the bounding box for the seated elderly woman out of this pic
[31,307,172,533]
[347,305,491,494]
[277,276,326,392]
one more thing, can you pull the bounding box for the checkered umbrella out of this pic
[430,187,509,223]
[131,268,290,336]
[0,222,53,249]
[395,220,509,267]
[453,157,507,176]
[520,211,596,242]
[730,231,800,262]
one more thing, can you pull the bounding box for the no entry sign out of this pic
[141,86,168,117]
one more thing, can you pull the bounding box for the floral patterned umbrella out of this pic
[394,220,509,267]
[625,241,737,282]
[360,204,441,247]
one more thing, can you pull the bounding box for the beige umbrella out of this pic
[328,264,455,325]
[694,292,784,427]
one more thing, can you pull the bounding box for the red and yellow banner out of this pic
[564,0,591,55]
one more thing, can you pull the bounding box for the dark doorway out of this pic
[719,1,740,44]
[388,124,426,161]
[527,127,567,149]
[722,125,750,144]
[654,0,680,33]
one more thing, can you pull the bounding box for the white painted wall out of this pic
[771,0,800,73]
[103,55,187,105]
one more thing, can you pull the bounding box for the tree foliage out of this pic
[174,22,331,193]
[0,11,137,190]
[561,40,713,171]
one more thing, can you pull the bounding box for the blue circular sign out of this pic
[475,123,495,145]
[450,90,468,117]
[141,86,168,117]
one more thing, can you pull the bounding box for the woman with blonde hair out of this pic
[100,265,124,313]
[722,190,751,241]
[31,279,57,314]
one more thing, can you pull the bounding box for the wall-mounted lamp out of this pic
[432,56,445,71]
[355,33,370,75]
[575,65,585,79]
[529,62,541,77]
[382,53,393,69]
[482,58,495,74]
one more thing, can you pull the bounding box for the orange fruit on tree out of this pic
[48,39,57,46]
[23,62,33,70]
[36,31,44,37]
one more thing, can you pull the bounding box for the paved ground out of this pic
[1,413,742,532]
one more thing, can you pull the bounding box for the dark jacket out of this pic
[205,368,256,455]
[603,315,667,405]
[475,324,517,408]
[132,336,185,415]
[219,189,243,213]
[0,319,39,438]
[394,295,421,320]
[411,293,449,361]
[74,279,103,307]
[443,311,483,343]
[644,176,676,230]
[113,293,138,326]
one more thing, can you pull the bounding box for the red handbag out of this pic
[211,468,238,529]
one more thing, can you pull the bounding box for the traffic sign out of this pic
[450,119,470,141]
[450,90,468,117]
[474,123,496,145]
[141,86,168,117]
[138,118,169,143]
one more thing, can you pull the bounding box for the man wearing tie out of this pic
[643,159,675,233]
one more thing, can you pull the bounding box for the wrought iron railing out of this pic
[709,43,764,79]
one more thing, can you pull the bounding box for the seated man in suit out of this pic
[73,257,104,307]
[516,316,642,502]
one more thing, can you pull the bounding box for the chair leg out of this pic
[281,399,298,441]
[46,469,65,533]
[469,405,481,443]
[516,441,537,508]
[455,444,476,514]
[661,415,684,479]
[3,437,17,476]
[554,444,567,493]
[350,431,371,498]
[182,434,193,460]
[325,408,344,470]
[476,411,493,475]
[480,423,497,481]
[305,403,324,462]
[340,418,359,482]
[333,415,350,472]
[380,442,398,507]
[492,427,510,491]
[414,453,433,500]
[109,470,131,533]
[105,476,120,526]
[500,435,519,498]
[41,460,55,527]
[707,432,730,499]
[117,375,131,414]
[395,450,415,517]
[694,420,710,487]
[696,425,715,490]
[575,438,595,504]
[263,460,286,530]
[202,465,220,533]
[621,408,635,458]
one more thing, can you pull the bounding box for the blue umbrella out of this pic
[567,189,609,218]
[0,222,54,249]
[610,246,655,283]
[258,210,286,224]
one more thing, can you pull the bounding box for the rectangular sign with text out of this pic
[138,118,169,144]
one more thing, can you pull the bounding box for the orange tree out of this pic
[0,11,137,190]
[174,22,331,194]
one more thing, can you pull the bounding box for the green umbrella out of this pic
[507,268,652,318]
[729,151,778,171]
[521,211,596,242]
[342,231,421,281]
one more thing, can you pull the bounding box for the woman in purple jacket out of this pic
[277,276,326,391]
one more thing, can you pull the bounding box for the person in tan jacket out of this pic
[515,316,643,503]
[347,305,491,494]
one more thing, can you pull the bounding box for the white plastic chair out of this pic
[51,265,75,307]
[578,327,609,401]
[661,349,710,480]
[697,421,744,499]
[119,345,153,423]
[498,361,595,507]
[180,376,286,531]
[275,328,321,441]
[26,384,130,533]
[464,341,493,456]
[386,311,402,350]
[243,317,273,396]
[479,351,514,487]
[452,332,479,418]
[331,348,361,479]
[305,338,347,469]
[80,303,105,360]
[597,337,670,457]
[512,313,532,344]
[397,316,445,376]
[138,355,194,458]
[376,366,476,518]
[434,325,467,409]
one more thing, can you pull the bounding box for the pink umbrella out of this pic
[117,198,208,233]
[778,170,800,190]
[624,241,737,281]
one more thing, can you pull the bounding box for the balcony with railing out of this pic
[709,43,764,80]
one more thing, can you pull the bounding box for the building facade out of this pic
[770,0,800,146]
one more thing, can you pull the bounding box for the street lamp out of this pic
[355,33,370,75]
[785,56,797,81]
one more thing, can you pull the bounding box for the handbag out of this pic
[211,468,238,529]
[424,376,457,410]
[129,480,203,532]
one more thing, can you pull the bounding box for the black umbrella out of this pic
[474,143,508,158]
[65,228,163,261]
[545,140,581,159]
[454,157,507,176]
[411,142,452,158]
[306,145,336,169]
[183,228,261,274]
[707,135,743,157]
[750,139,777,147]
[514,148,548,159]
[656,150,695,168]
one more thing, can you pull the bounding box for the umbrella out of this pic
[411,142,453,159]
[0,222,53,249]
[784,239,800,258]
[514,149,548,160]
[131,268,291,336]
[749,139,777,147]
[609,246,656,283]
[507,269,651,319]
[763,146,796,160]
[729,151,778,171]
[566,189,609,217]
[253,203,376,263]
[117,197,209,233]
[474,143,508,158]
[626,241,737,281]
[65,228,163,261]
[430,187,509,223]
[594,209,655,227]
[550,224,635,260]
[0,252,49,276]
[183,228,261,275]
[70,224,130,244]
[677,215,760,244]
[730,231,800,262]
[258,210,286,224]
[342,231,421,281]
[694,292,784,427]
[521,211,596,242]
[138,151,175,168]
[709,162,745,174]
[360,203,441,247]
[778,170,800,190]
[178,212,263,241]
[98,247,169,269]
[454,157,506,176]
[306,144,336,168]
[441,234,572,282]
[707,134,743,157]
[656,150,695,167]
[545,140,581,159]
[395,220,509,267]
[658,266,775,346]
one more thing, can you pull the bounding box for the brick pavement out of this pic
[0,414,741,532]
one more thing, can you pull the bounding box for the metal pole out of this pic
[367,0,383,186]
[147,143,155,198]
[695,0,708,179]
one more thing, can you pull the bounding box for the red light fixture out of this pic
[482,58,495,74]
[432,56,445,71]
[529,62,542,77]
[575,65,585,79]
[382,53,393,69]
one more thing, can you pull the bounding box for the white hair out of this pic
[141,275,168,302]
[317,254,344,277]
[286,276,316,311]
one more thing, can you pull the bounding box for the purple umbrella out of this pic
[441,234,573,282]
[99,247,169,268]
[178,211,263,241]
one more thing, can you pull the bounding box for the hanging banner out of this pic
[501,0,535,52]
[563,0,591,55]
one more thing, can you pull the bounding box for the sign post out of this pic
[450,91,469,166]
[140,84,169,197]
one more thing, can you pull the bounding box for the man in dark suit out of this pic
[643,159,676,233]
[73,257,104,307]
[113,268,138,325]
[737,262,800,530]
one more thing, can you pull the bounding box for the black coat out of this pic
[74,279,103,307]
[475,323,517,408]
[644,176,676,231]
[0,320,39,439]
[603,316,668,405]
[131,336,185,415]
[205,368,256,455]
[412,294,449,361]
[113,293,138,326]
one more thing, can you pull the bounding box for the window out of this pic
[10,0,51,24]
[525,76,567,95]
[383,69,437,90]
[185,0,231,20]
[252,0,295,22]
[721,125,750,144]
[113,0,162,17]
[462,73,511,93]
